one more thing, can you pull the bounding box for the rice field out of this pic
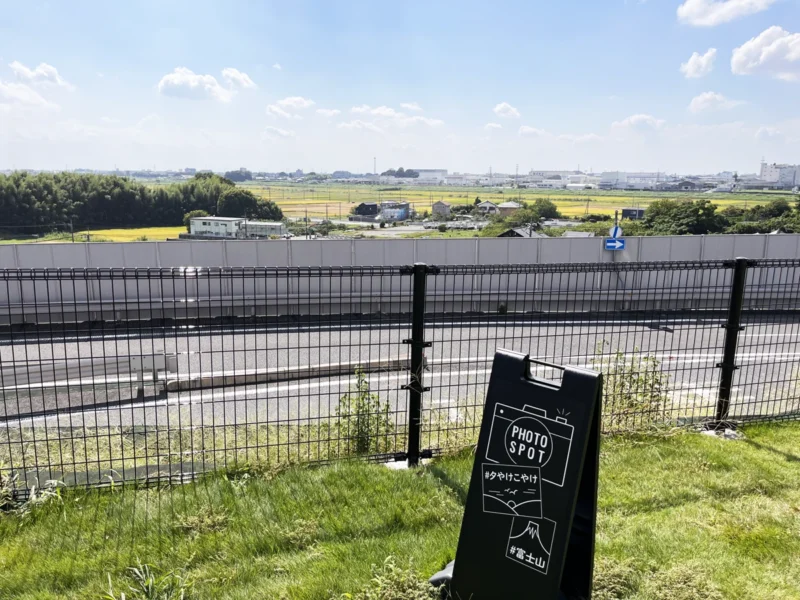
[242,182,792,219]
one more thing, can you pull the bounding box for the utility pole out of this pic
[305,207,309,238]
[70,219,74,243]
[374,156,376,175]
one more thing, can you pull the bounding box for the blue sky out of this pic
[1,0,799,174]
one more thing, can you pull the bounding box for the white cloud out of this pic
[277,96,315,109]
[0,80,59,110]
[397,115,444,127]
[221,67,256,89]
[680,48,717,78]
[100,116,119,124]
[272,63,282,70]
[558,133,603,143]
[688,91,744,113]
[337,120,383,134]
[731,26,800,82]
[400,102,422,111]
[677,0,775,27]
[484,123,502,130]
[351,104,371,113]
[518,125,548,137]
[611,113,665,129]
[755,125,783,140]
[262,125,295,140]
[266,104,301,119]
[9,61,73,89]
[316,108,341,117]
[371,105,403,118]
[493,102,520,118]
[157,67,233,102]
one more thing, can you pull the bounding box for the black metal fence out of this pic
[1,258,799,493]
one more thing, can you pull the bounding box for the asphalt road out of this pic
[3,315,800,431]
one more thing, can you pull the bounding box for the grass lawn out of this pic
[2,422,800,599]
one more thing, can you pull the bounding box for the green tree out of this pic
[216,188,259,217]
[183,209,209,232]
[643,199,727,235]
[252,199,284,221]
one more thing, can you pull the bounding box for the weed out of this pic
[103,560,193,600]
[175,505,229,537]
[592,557,639,600]
[335,367,394,455]
[277,518,320,550]
[333,557,437,600]
[592,344,670,432]
[639,564,724,600]
[0,469,18,511]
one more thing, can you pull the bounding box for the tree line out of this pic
[477,197,800,237]
[0,171,282,233]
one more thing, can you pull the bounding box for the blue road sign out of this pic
[609,225,622,238]
[604,238,625,251]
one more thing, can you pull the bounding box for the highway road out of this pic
[3,315,799,433]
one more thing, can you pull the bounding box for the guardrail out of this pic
[1,258,799,494]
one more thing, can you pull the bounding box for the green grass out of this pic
[2,422,800,599]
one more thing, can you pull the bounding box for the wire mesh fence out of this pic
[1,258,799,494]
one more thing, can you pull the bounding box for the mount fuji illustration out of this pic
[510,521,551,556]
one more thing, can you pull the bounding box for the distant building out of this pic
[432,201,451,218]
[760,161,799,187]
[184,167,196,175]
[498,228,548,238]
[354,202,379,217]
[380,201,410,221]
[239,221,287,238]
[189,216,286,239]
[657,179,700,191]
[409,169,448,184]
[497,201,522,216]
[621,208,645,220]
[476,201,500,215]
[190,216,244,239]
[599,171,669,190]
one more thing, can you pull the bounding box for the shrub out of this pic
[183,209,209,232]
[592,344,670,431]
[104,560,193,600]
[437,224,447,233]
[333,557,437,600]
[335,368,394,455]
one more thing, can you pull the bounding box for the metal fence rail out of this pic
[1,258,799,493]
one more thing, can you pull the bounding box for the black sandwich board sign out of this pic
[444,349,603,599]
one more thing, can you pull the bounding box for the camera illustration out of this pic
[486,403,574,487]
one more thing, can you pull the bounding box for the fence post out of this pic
[712,257,749,428]
[404,262,431,466]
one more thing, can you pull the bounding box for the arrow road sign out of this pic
[609,225,622,238]
[604,238,625,251]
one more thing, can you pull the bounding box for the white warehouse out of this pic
[189,216,286,239]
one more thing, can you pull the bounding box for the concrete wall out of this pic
[1,234,799,270]
[2,235,798,325]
